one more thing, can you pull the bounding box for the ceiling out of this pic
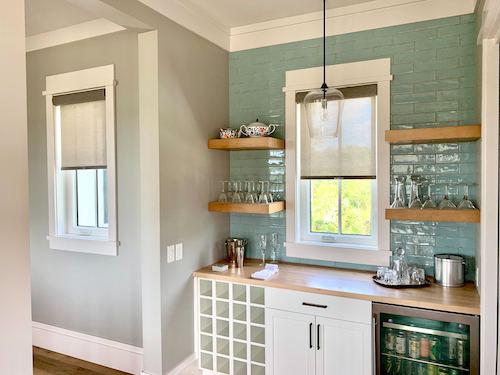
[25,0,96,36]
[186,0,376,28]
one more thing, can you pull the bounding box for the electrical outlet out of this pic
[167,245,175,263]
[175,243,183,261]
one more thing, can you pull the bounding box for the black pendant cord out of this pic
[321,0,328,98]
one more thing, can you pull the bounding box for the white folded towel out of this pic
[251,264,279,280]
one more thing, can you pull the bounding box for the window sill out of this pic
[47,235,118,256]
[285,241,391,266]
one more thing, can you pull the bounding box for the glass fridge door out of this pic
[374,303,479,375]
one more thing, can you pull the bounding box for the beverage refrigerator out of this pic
[373,303,479,375]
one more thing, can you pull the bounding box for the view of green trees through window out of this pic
[310,179,372,236]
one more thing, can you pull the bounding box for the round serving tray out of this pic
[372,275,432,289]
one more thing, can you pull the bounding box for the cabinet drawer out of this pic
[266,287,371,324]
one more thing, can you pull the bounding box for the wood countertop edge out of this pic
[192,268,480,316]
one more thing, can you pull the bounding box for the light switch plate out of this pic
[167,245,175,263]
[175,243,183,261]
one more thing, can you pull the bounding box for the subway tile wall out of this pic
[228,14,478,279]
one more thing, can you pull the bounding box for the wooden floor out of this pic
[33,347,130,375]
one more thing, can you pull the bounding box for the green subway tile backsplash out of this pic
[229,14,478,279]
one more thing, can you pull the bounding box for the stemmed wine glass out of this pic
[258,181,269,204]
[232,180,242,203]
[421,184,436,209]
[270,233,279,264]
[391,176,406,208]
[458,184,476,209]
[245,180,255,204]
[218,181,228,203]
[266,181,274,203]
[438,184,456,209]
[258,234,267,266]
[408,176,422,208]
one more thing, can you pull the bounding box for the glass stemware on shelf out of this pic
[391,176,407,208]
[408,175,422,209]
[421,183,436,209]
[217,179,283,205]
[437,184,456,209]
[458,184,476,209]
[258,234,267,266]
[389,175,477,211]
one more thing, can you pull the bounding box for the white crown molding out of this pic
[32,321,143,374]
[229,0,476,52]
[137,0,230,50]
[26,18,125,52]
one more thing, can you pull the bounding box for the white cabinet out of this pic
[265,288,373,375]
[316,316,372,375]
[265,309,315,375]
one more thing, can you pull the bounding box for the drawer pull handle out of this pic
[302,302,328,309]
[309,322,313,348]
[317,324,321,350]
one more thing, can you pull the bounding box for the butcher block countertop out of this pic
[193,260,480,316]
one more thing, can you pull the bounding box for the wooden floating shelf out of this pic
[385,208,480,223]
[385,125,481,144]
[208,201,285,214]
[208,137,284,151]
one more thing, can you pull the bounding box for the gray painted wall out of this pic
[157,21,230,373]
[97,2,230,371]
[27,31,142,347]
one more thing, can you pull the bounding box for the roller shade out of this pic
[299,85,377,180]
[54,89,107,170]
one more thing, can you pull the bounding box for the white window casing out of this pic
[44,65,118,256]
[284,58,392,266]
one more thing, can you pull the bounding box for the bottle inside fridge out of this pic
[374,303,479,375]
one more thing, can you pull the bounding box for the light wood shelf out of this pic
[208,201,285,214]
[385,208,480,223]
[385,125,481,144]
[208,137,284,151]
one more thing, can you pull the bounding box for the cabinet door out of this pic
[266,308,315,375]
[316,316,373,375]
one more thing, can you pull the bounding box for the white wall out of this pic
[0,0,33,373]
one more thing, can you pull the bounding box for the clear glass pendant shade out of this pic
[304,87,344,138]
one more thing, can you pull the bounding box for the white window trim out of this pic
[44,65,118,256]
[284,58,392,266]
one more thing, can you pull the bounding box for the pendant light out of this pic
[303,0,344,139]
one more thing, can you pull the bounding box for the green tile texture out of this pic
[229,14,478,279]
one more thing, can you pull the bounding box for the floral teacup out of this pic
[239,119,276,137]
[219,128,239,139]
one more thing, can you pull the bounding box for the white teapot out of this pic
[239,119,276,137]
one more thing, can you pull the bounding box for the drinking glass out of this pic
[408,176,422,209]
[258,234,267,266]
[421,184,436,209]
[258,181,269,204]
[438,184,456,209]
[232,180,242,203]
[266,181,274,203]
[218,181,228,203]
[245,180,255,204]
[458,184,476,209]
[391,176,407,208]
[270,233,279,264]
[411,268,426,285]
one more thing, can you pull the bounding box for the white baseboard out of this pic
[167,353,197,375]
[32,321,143,375]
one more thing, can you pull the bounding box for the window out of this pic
[285,59,392,265]
[45,65,117,255]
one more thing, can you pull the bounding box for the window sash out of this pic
[299,179,377,247]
